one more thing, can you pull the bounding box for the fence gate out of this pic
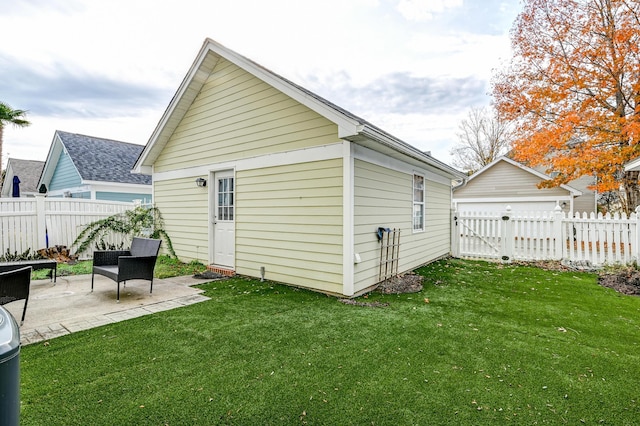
[452,207,640,267]
[453,211,503,260]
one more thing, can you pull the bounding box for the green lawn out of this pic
[19,259,640,425]
[31,255,207,280]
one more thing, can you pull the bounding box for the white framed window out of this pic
[217,177,234,221]
[413,174,425,232]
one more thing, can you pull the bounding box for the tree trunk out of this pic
[624,170,640,214]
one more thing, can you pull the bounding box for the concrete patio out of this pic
[2,273,213,346]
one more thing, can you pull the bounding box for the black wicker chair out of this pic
[91,237,162,302]
[0,266,32,325]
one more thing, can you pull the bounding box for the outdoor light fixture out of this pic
[195,177,207,187]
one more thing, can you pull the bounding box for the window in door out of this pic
[217,177,234,221]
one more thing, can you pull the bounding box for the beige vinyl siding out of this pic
[153,178,209,261]
[235,159,344,294]
[154,58,339,172]
[353,160,451,293]
[569,175,597,214]
[417,179,452,262]
[455,160,568,198]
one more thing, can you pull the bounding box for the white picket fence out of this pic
[0,196,137,259]
[452,206,640,266]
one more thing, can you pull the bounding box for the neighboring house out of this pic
[624,157,640,173]
[39,130,152,202]
[1,158,45,197]
[555,173,597,214]
[452,156,596,214]
[133,38,463,297]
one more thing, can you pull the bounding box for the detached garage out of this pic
[133,38,463,297]
[452,156,582,214]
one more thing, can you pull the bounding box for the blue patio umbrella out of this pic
[12,176,20,197]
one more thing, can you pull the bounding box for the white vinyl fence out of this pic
[0,196,137,259]
[452,206,640,267]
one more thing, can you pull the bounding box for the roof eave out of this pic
[359,125,464,179]
[625,157,640,172]
[82,180,152,189]
[134,165,153,175]
[560,184,583,197]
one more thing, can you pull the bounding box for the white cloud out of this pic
[396,0,464,21]
[370,111,468,162]
[0,0,522,169]
[406,32,513,78]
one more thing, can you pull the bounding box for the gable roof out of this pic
[41,131,152,186]
[456,156,582,196]
[1,158,45,196]
[133,38,463,180]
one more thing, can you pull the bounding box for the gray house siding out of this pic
[569,175,597,214]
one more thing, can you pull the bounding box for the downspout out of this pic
[452,177,468,191]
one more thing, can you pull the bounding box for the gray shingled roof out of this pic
[7,158,45,193]
[57,131,151,185]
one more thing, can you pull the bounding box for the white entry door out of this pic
[212,170,235,267]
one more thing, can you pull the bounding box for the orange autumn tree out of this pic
[492,0,640,213]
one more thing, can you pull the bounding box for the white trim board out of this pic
[353,143,453,186]
[454,196,573,203]
[152,140,455,187]
[151,143,344,182]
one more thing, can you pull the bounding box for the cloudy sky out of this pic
[0,0,521,169]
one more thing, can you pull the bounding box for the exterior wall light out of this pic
[195,177,207,187]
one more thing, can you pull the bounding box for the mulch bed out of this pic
[376,273,424,294]
[337,274,424,308]
[598,271,640,296]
